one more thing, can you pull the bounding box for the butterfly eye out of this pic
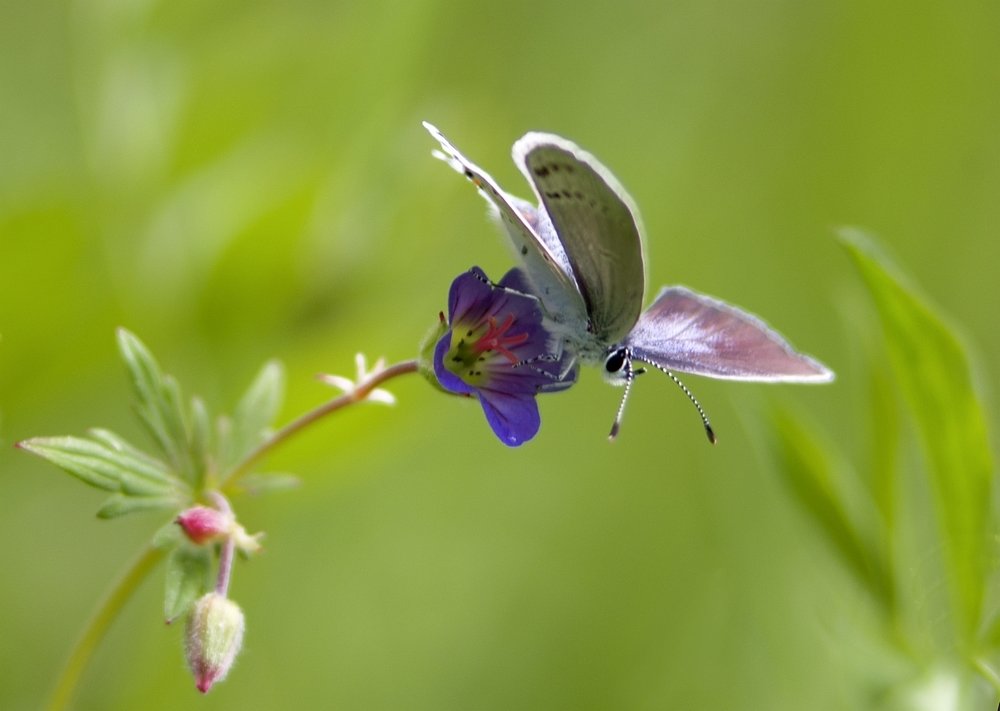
[604,348,629,374]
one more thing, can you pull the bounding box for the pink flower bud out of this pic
[185,592,245,693]
[176,506,233,544]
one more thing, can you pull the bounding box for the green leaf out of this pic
[18,435,177,496]
[164,544,212,624]
[18,437,117,490]
[97,494,181,519]
[770,408,893,611]
[87,429,177,486]
[116,329,196,480]
[840,229,994,642]
[228,360,284,466]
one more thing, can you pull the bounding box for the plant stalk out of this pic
[47,544,165,711]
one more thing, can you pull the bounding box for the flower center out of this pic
[471,314,529,364]
[446,312,530,385]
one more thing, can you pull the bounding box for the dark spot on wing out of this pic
[521,245,528,255]
[533,166,550,177]
[545,191,561,199]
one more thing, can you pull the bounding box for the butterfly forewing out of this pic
[626,287,834,381]
[423,122,588,330]
[514,134,646,345]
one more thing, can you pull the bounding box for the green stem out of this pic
[220,358,419,492]
[47,544,165,711]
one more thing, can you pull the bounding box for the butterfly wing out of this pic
[423,122,588,329]
[626,286,834,381]
[514,133,646,345]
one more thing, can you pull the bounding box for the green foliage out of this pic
[16,327,295,692]
[117,329,201,486]
[17,434,185,516]
[222,360,285,472]
[164,545,213,624]
[842,229,993,641]
[771,409,893,612]
[19,329,289,519]
[769,231,997,698]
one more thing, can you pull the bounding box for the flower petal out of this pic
[477,389,541,447]
[497,267,533,295]
[448,267,495,326]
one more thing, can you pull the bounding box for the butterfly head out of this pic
[602,346,635,386]
[604,346,716,444]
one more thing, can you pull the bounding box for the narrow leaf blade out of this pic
[840,229,993,641]
[17,436,167,493]
[97,494,181,519]
[164,544,212,624]
[229,360,285,466]
[116,329,193,477]
[770,409,893,611]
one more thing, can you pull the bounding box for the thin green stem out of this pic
[220,358,419,492]
[47,544,165,711]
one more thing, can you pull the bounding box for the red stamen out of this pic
[473,314,529,364]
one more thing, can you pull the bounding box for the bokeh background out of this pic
[2,0,998,708]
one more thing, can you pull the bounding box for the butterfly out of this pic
[424,122,833,442]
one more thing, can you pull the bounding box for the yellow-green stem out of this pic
[47,544,165,711]
[220,359,419,492]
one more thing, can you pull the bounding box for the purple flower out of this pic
[434,267,577,446]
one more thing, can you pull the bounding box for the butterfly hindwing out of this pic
[626,287,833,381]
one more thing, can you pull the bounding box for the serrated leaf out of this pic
[228,360,285,466]
[840,229,994,642]
[116,329,195,480]
[164,544,212,623]
[18,437,118,490]
[97,494,181,519]
[234,472,302,496]
[770,409,893,611]
[18,435,176,496]
[87,429,177,486]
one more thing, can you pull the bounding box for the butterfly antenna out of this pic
[608,360,639,441]
[639,360,716,444]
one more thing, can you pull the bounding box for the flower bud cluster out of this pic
[176,499,259,693]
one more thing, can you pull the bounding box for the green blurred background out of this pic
[2,0,998,708]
